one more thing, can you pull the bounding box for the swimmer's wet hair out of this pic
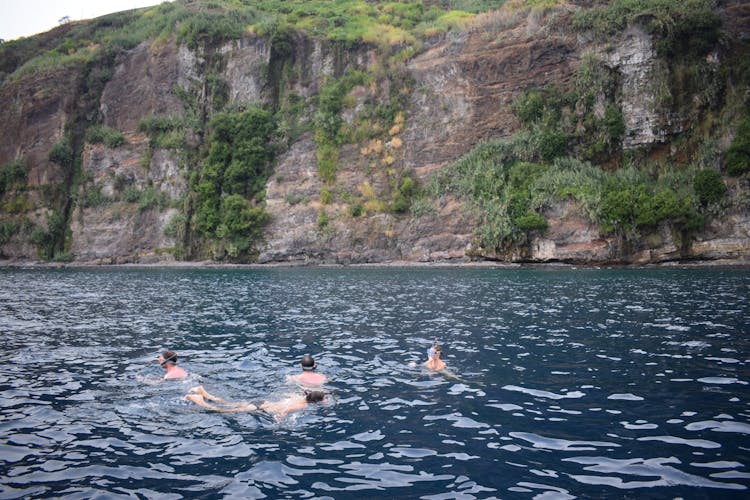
[304,390,326,403]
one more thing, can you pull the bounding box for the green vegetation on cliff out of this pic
[191,107,276,259]
[0,0,487,84]
[431,137,711,253]
[0,160,27,198]
[726,115,750,176]
[573,0,720,57]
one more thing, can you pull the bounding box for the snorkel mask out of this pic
[159,353,177,366]
[301,353,317,371]
[427,337,439,357]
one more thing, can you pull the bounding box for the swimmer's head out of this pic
[304,390,326,403]
[428,345,442,358]
[159,351,178,366]
[301,354,316,371]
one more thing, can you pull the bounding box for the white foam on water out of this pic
[515,481,575,500]
[645,323,692,332]
[388,447,438,458]
[705,357,740,364]
[710,471,750,480]
[441,452,479,461]
[549,408,583,415]
[487,403,523,411]
[685,420,750,434]
[448,384,485,396]
[697,377,748,385]
[563,456,747,490]
[620,421,658,430]
[637,435,721,449]
[690,461,744,469]
[351,430,385,442]
[625,305,653,312]
[596,355,622,361]
[607,393,644,401]
[509,432,619,451]
[423,412,490,429]
[502,385,586,400]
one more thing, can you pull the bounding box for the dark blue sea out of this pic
[0,266,749,499]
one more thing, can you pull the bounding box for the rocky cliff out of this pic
[1,1,748,265]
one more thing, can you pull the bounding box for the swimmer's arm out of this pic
[439,369,465,382]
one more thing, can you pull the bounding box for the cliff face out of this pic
[1,5,748,265]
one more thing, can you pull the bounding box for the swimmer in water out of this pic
[158,351,187,380]
[424,345,447,371]
[286,354,326,387]
[185,385,327,417]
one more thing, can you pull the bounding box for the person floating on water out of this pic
[158,351,187,380]
[424,344,447,371]
[185,385,327,417]
[286,354,326,387]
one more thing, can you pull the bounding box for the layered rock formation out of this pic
[1,5,748,265]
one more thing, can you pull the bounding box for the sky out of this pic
[0,0,170,41]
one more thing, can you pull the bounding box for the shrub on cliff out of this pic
[206,107,277,199]
[430,140,550,248]
[216,194,270,252]
[725,116,750,176]
[137,116,184,150]
[694,169,726,205]
[0,220,21,246]
[594,167,701,237]
[513,56,624,165]
[192,107,276,258]
[29,211,66,261]
[48,138,74,169]
[0,160,27,197]
[573,0,720,58]
[85,125,126,148]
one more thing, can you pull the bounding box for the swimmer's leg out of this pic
[185,393,257,413]
[186,393,217,409]
[188,385,228,403]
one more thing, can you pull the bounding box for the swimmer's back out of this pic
[291,371,326,386]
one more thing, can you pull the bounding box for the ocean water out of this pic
[0,266,749,499]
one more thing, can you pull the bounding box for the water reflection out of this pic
[0,267,749,498]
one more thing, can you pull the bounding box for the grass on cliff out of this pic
[1,0,497,83]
